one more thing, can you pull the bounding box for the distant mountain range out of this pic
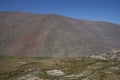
[0,12,120,57]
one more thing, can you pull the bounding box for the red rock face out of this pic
[0,12,120,57]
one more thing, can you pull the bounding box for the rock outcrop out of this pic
[104,49,120,61]
[91,49,120,62]
[47,70,64,76]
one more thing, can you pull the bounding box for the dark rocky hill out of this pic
[0,12,120,57]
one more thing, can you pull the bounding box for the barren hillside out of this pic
[0,12,120,57]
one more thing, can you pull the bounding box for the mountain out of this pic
[0,11,120,57]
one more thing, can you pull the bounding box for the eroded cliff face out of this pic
[0,12,120,57]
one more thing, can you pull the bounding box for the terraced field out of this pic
[0,56,120,80]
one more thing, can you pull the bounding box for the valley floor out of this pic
[0,56,120,80]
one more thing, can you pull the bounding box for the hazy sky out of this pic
[0,0,120,24]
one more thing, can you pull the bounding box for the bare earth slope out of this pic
[0,12,120,57]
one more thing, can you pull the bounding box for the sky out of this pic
[0,0,120,24]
